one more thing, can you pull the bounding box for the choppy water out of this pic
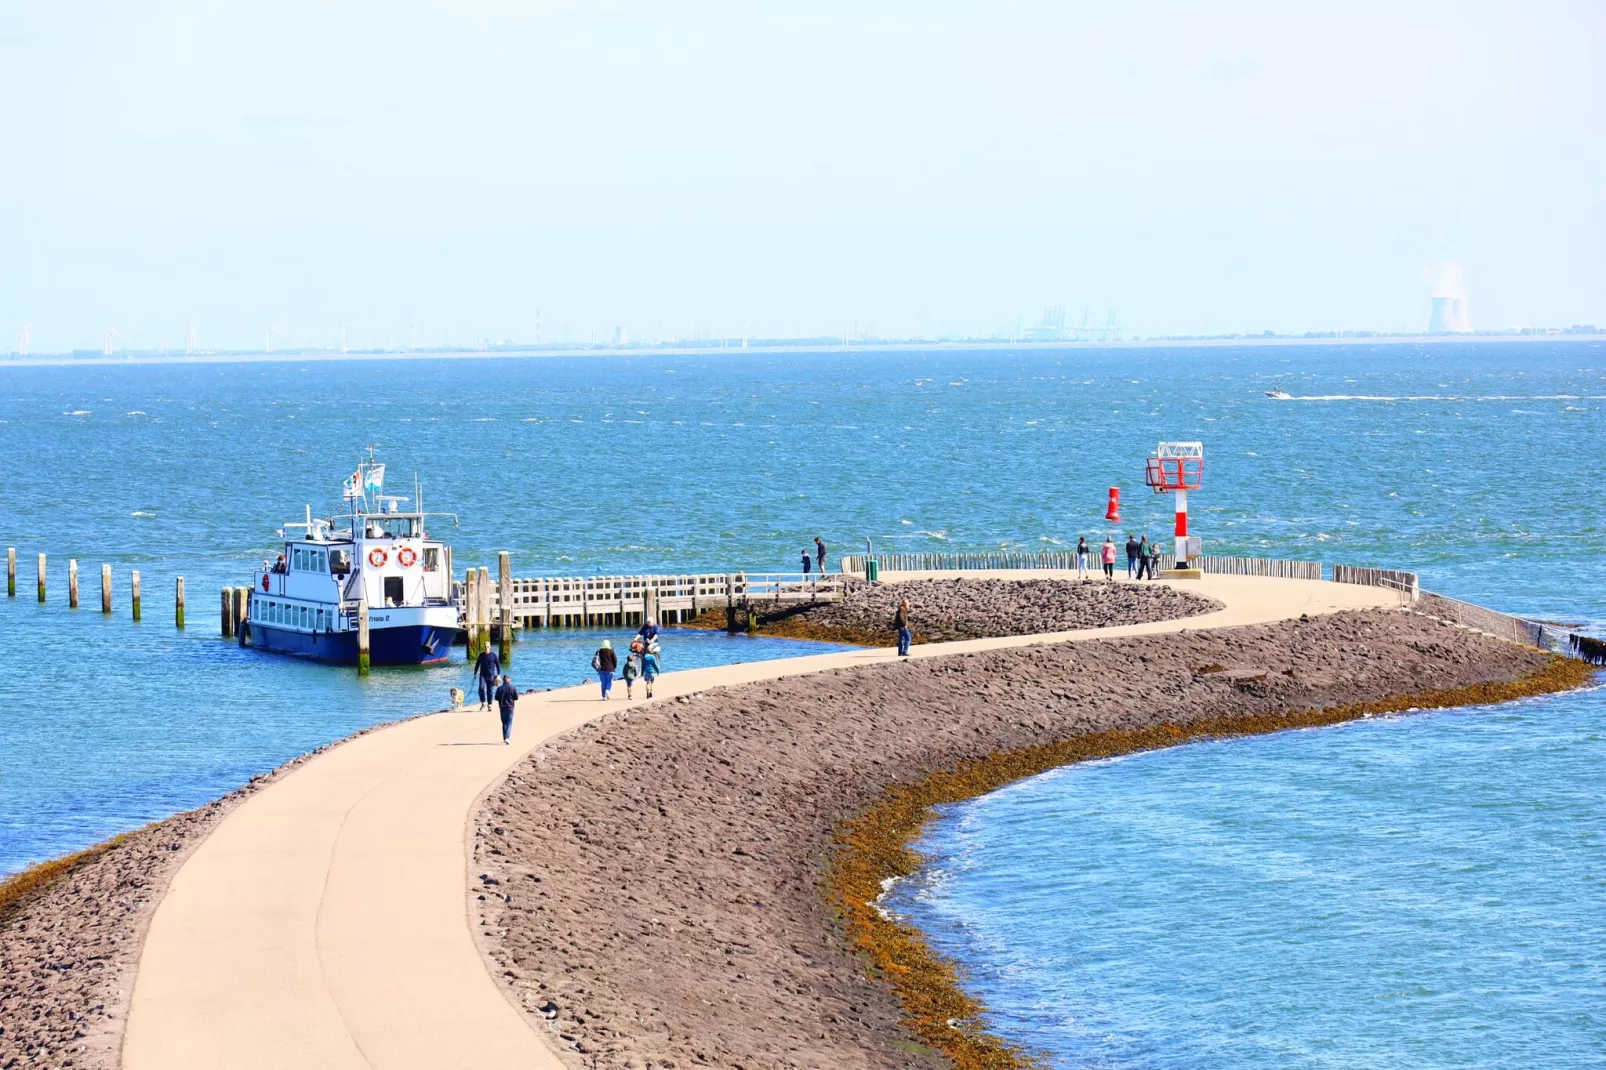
[852,341,1601,1067]
[892,688,1606,1068]
[1,342,1602,1059]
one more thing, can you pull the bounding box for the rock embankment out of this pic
[473,611,1576,1070]
[687,575,1219,646]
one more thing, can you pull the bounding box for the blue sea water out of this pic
[0,341,1602,1060]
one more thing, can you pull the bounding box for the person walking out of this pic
[1125,534,1141,577]
[493,673,519,745]
[641,645,660,698]
[592,638,618,699]
[814,536,828,573]
[801,549,812,575]
[621,652,640,700]
[1076,535,1090,576]
[1102,536,1117,579]
[1135,535,1151,579]
[472,645,502,710]
[893,597,913,657]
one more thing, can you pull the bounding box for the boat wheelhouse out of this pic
[244,453,461,665]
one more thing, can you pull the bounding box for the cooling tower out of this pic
[1428,296,1472,333]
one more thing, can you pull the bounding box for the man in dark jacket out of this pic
[1125,534,1141,578]
[493,674,519,745]
[472,646,502,710]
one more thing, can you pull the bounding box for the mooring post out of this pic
[132,570,142,621]
[498,551,512,663]
[6,547,14,597]
[101,563,112,613]
[37,553,46,602]
[357,600,371,675]
[220,587,234,637]
[175,576,186,628]
[68,559,79,608]
[464,568,479,660]
[475,559,488,642]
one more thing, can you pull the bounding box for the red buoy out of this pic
[1105,486,1121,522]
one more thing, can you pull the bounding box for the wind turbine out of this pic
[184,323,199,355]
[338,322,348,354]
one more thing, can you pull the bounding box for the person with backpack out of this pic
[591,639,617,699]
[493,673,519,745]
[621,651,641,700]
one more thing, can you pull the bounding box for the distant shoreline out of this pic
[1,332,1602,370]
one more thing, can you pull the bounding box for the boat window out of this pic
[329,549,350,575]
[300,606,309,629]
[423,547,440,572]
[384,576,404,606]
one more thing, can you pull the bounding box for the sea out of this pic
[1,340,1602,1063]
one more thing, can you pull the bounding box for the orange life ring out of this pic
[397,546,418,568]
[261,574,270,591]
[368,547,388,568]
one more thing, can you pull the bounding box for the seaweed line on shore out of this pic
[823,655,1599,1070]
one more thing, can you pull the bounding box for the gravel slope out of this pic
[473,611,1554,1070]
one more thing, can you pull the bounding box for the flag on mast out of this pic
[364,464,385,492]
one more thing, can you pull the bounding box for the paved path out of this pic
[122,573,1398,1069]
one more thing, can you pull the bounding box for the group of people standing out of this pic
[800,535,828,575]
[1075,534,1165,580]
[591,617,662,700]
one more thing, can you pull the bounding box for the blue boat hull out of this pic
[246,623,459,666]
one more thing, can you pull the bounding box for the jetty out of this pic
[470,570,844,630]
[119,571,1409,1069]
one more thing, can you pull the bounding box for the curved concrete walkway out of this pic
[121,573,1399,1069]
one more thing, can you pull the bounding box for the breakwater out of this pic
[471,609,1581,1070]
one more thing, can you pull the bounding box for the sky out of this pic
[2,1,1603,352]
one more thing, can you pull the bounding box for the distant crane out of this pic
[266,323,290,354]
[338,322,348,354]
[103,326,125,356]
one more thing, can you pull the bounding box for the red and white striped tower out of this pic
[1144,441,1204,567]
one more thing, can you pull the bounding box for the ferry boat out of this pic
[243,453,461,665]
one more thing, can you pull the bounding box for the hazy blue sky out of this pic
[2,1,1602,351]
